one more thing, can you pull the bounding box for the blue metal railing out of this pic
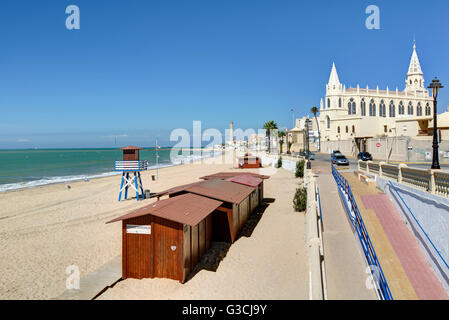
[332,163,393,300]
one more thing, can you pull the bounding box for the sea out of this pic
[0,148,220,193]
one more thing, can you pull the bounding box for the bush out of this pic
[277,156,282,168]
[293,187,307,212]
[295,160,305,178]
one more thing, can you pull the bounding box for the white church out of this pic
[317,42,434,153]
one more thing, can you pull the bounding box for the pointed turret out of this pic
[405,41,425,92]
[328,62,340,86]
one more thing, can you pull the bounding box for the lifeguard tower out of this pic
[115,146,148,201]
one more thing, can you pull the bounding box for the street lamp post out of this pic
[305,118,311,169]
[428,77,444,170]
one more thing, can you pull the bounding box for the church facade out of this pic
[317,43,434,152]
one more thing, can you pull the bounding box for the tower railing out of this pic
[115,160,149,171]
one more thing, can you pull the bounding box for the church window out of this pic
[399,101,404,115]
[380,100,386,117]
[425,103,431,116]
[361,99,366,116]
[339,98,342,108]
[348,98,356,115]
[417,102,422,116]
[346,126,348,133]
[389,101,395,117]
[327,98,331,109]
[352,125,355,133]
[369,99,376,116]
[327,116,330,129]
[408,102,413,115]
[337,126,340,134]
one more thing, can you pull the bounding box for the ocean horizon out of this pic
[0,147,220,193]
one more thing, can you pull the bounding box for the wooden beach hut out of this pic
[225,175,263,214]
[156,179,256,243]
[199,171,269,205]
[238,154,261,168]
[107,193,223,283]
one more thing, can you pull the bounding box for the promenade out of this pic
[312,162,377,299]
[342,172,448,300]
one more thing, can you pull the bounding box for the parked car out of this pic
[357,152,373,161]
[332,154,349,166]
[300,150,315,160]
[332,150,342,156]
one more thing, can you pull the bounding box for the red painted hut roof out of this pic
[107,193,222,226]
[199,172,270,180]
[226,175,263,188]
[156,179,255,204]
[120,145,143,150]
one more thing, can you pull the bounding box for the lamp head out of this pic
[428,77,443,98]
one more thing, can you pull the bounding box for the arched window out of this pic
[327,116,330,129]
[339,98,342,108]
[389,101,395,117]
[327,98,331,109]
[399,101,404,115]
[425,103,431,116]
[408,102,413,115]
[348,98,356,115]
[352,125,355,133]
[345,126,348,133]
[417,102,422,116]
[369,99,376,116]
[361,99,366,116]
[380,100,386,117]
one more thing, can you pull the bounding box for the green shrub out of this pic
[277,156,282,168]
[293,187,307,212]
[295,160,305,178]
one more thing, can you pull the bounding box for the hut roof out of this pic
[199,171,270,181]
[226,175,263,188]
[107,193,222,226]
[156,179,255,204]
[120,145,143,150]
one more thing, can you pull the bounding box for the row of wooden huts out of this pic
[107,171,270,283]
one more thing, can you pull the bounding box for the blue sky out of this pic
[0,0,448,148]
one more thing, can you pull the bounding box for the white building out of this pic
[318,42,434,152]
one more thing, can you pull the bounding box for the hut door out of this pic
[153,218,182,281]
[124,219,152,279]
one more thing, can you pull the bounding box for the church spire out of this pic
[405,41,425,92]
[328,62,340,86]
[407,41,423,76]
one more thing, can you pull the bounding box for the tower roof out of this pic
[328,62,340,86]
[407,41,423,76]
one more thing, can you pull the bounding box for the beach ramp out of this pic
[54,255,122,300]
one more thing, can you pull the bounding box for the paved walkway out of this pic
[313,163,377,300]
[343,172,449,300]
[54,255,121,300]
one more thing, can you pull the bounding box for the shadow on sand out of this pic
[185,198,275,282]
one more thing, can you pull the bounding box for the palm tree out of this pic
[278,130,286,153]
[310,106,320,152]
[263,121,278,153]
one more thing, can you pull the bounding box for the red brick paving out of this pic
[361,194,449,300]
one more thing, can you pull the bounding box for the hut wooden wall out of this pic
[122,216,153,279]
[182,215,213,282]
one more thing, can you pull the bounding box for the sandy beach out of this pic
[0,153,308,300]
